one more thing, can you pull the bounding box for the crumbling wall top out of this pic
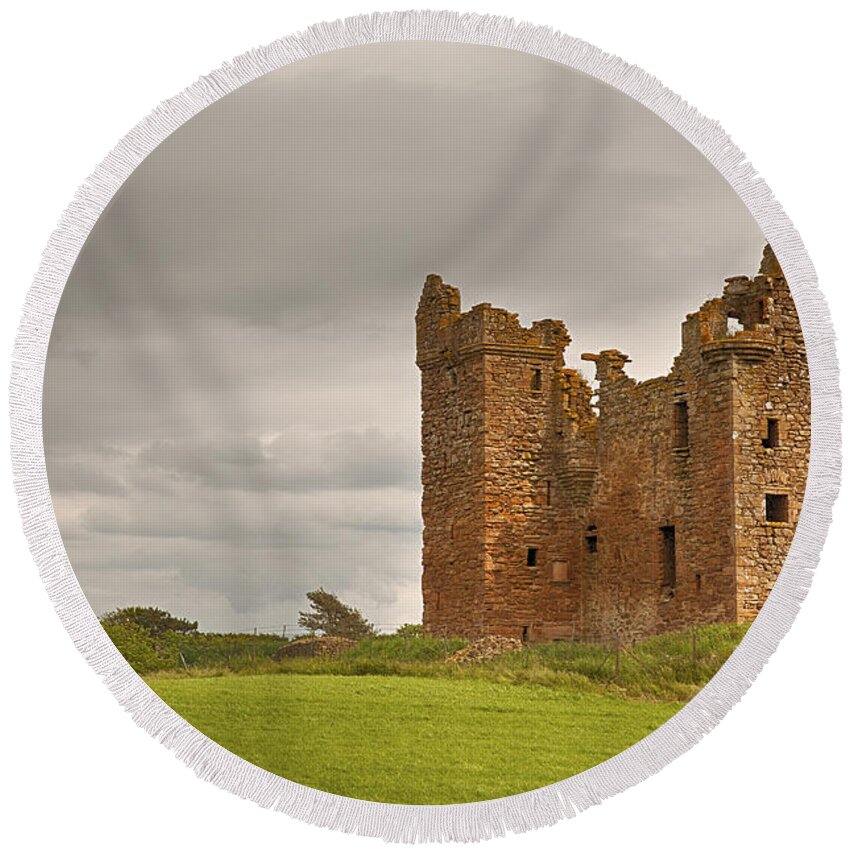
[416,275,571,366]
[581,349,632,385]
[759,244,783,278]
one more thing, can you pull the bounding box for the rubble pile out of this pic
[445,635,523,664]
[273,636,357,660]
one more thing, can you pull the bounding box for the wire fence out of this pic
[250,623,418,638]
[247,621,718,666]
[123,619,743,684]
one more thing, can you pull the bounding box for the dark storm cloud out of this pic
[44,43,765,631]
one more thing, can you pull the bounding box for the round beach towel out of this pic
[10,10,840,842]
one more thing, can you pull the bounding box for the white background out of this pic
[1,2,847,848]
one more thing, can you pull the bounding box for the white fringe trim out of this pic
[8,9,841,843]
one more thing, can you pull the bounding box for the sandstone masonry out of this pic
[416,246,809,641]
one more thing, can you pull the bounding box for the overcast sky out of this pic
[44,42,765,633]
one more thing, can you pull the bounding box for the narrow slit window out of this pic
[545,480,552,506]
[695,573,702,593]
[530,369,542,391]
[673,400,689,449]
[765,493,789,523]
[762,418,780,448]
[526,547,538,567]
[660,525,676,588]
[585,525,598,554]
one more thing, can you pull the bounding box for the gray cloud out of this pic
[136,428,418,493]
[81,485,418,544]
[44,42,765,631]
[47,449,129,497]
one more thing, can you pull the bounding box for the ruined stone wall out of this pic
[577,368,683,639]
[581,328,740,639]
[417,246,809,641]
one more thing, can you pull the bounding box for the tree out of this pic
[298,589,376,639]
[394,623,423,638]
[100,606,198,635]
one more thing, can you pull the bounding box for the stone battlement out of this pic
[416,277,570,369]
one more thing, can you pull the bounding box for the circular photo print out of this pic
[26,22,826,832]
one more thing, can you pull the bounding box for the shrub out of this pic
[101,622,177,674]
[100,606,198,635]
[101,623,289,675]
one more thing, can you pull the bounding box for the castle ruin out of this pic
[416,246,810,642]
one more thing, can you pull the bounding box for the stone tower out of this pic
[416,275,586,639]
[416,246,809,642]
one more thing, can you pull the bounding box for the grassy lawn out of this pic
[148,673,681,804]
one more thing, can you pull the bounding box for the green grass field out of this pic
[140,625,748,803]
[148,673,681,804]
